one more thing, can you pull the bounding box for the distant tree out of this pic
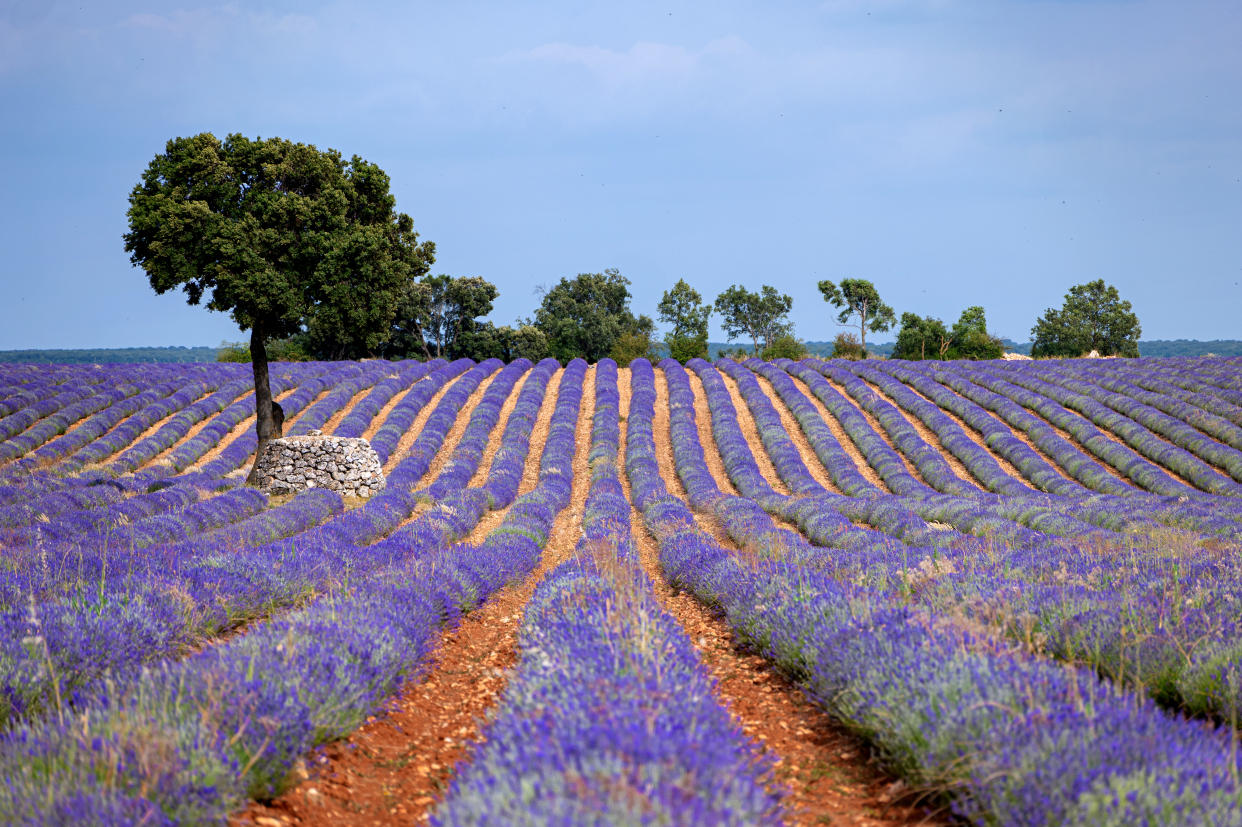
[426,275,499,359]
[1030,279,1141,357]
[124,132,433,477]
[508,324,551,362]
[892,313,953,360]
[657,279,712,362]
[611,315,659,365]
[381,279,434,359]
[830,332,867,360]
[949,305,1003,360]
[761,333,807,361]
[818,279,896,351]
[533,269,648,362]
[713,284,794,354]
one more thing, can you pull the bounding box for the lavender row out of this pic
[940,361,1203,498]
[386,358,503,490]
[368,358,473,463]
[671,361,1242,726]
[330,358,438,439]
[283,360,397,437]
[842,360,1041,496]
[0,363,590,823]
[1078,361,1242,445]
[638,360,1242,825]
[0,358,547,726]
[1034,360,1242,481]
[433,359,780,825]
[694,359,1084,549]
[0,383,146,463]
[989,361,1242,495]
[424,359,534,500]
[803,358,983,496]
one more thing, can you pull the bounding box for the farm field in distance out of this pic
[1,354,1241,825]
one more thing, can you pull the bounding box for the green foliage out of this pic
[125,132,434,350]
[818,278,895,348]
[950,306,1004,360]
[712,284,794,353]
[892,313,953,360]
[217,342,250,363]
[830,332,867,360]
[1031,279,1142,357]
[657,279,712,363]
[893,306,1003,360]
[760,333,807,361]
[533,269,648,363]
[453,322,551,362]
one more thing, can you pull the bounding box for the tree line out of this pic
[124,133,1143,461]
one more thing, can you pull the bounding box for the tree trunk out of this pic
[246,325,277,484]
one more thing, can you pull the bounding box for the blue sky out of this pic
[1,0,1239,349]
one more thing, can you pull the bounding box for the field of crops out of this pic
[1,355,1241,825]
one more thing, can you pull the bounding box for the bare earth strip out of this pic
[361,376,422,444]
[783,371,892,493]
[714,368,794,496]
[48,387,215,466]
[380,374,466,476]
[685,370,746,498]
[977,379,1203,491]
[236,367,595,827]
[322,387,377,436]
[139,385,256,471]
[888,379,1036,491]
[621,368,938,827]
[187,387,320,474]
[812,370,928,486]
[749,370,844,494]
[851,373,983,492]
[409,371,501,491]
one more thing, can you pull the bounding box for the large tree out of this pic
[1030,279,1141,357]
[892,312,953,361]
[892,306,1004,361]
[949,305,1003,360]
[713,284,793,354]
[124,132,434,477]
[657,279,712,362]
[533,269,650,362]
[818,278,896,351]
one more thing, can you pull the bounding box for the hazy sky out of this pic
[1,0,1239,349]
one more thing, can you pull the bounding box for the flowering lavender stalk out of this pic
[433,360,782,826]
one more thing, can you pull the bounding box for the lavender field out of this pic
[1,355,1241,825]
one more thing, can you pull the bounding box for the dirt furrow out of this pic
[236,367,595,827]
[749,370,844,494]
[713,368,794,496]
[622,368,938,827]
[852,373,984,492]
[185,387,303,473]
[782,370,892,493]
[810,369,928,486]
[361,376,422,444]
[322,387,378,436]
[381,373,467,476]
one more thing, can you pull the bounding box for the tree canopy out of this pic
[124,132,434,470]
[892,306,1004,361]
[713,284,793,354]
[818,279,895,349]
[1030,279,1141,357]
[657,279,712,362]
[892,313,953,360]
[533,269,651,363]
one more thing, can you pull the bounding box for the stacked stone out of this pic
[253,431,386,497]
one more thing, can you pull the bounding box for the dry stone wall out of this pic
[252,431,386,497]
